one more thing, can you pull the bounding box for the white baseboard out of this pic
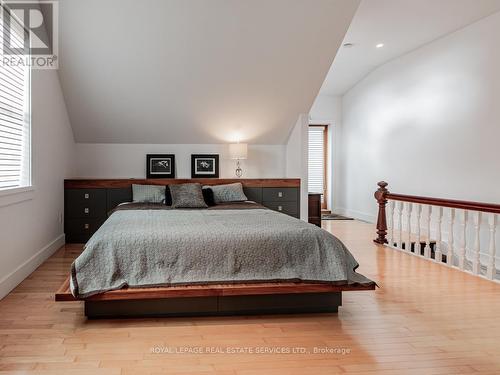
[0,234,65,300]
[334,207,376,223]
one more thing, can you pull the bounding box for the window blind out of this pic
[0,5,31,190]
[308,126,326,202]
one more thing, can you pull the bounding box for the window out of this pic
[0,5,31,191]
[308,125,327,208]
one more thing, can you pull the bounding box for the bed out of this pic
[56,179,375,318]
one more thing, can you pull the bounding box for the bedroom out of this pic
[1,0,499,374]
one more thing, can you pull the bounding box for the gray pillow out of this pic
[206,182,248,203]
[132,184,165,203]
[170,183,208,208]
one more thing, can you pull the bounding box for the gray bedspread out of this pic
[70,205,374,298]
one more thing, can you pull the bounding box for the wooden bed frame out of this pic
[55,278,375,318]
[58,178,375,318]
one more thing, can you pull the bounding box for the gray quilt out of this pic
[70,205,374,298]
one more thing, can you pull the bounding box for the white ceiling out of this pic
[57,0,360,144]
[319,0,500,96]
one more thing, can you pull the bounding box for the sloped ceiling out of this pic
[320,0,500,96]
[57,0,359,144]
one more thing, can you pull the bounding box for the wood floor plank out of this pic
[0,221,499,374]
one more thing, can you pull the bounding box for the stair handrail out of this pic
[374,181,500,244]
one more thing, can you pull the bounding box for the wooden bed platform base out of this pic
[55,277,375,318]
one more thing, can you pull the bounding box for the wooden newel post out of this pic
[374,181,389,244]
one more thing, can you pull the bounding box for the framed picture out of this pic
[146,154,175,178]
[191,154,219,178]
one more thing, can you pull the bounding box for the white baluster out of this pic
[424,205,431,258]
[486,214,497,280]
[406,202,412,252]
[472,212,481,275]
[435,207,443,263]
[447,209,455,266]
[396,201,403,249]
[458,210,467,270]
[415,204,422,255]
[387,201,395,247]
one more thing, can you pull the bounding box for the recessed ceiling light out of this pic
[343,43,354,48]
[376,43,384,48]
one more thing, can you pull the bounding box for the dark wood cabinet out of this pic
[262,187,299,217]
[64,188,108,243]
[308,193,322,227]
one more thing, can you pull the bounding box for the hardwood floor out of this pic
[1,220,499,374]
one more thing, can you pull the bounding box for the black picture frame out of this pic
[191,154,219,178]
[146,154,175,178]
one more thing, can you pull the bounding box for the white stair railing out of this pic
[375,181,500,283]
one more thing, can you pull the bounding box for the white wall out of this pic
[75,144,286,179]
[0,70,75,299]
[76,138,308,218]
[286,114,309,220]
[339,12,500,222]
[309,94,342,211]
[310,94,342,124]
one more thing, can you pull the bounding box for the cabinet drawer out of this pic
[66,201,107,218]
[262,188,298,202]
[65,217,106,236]
[65,189,107,218]
[263,201,298,217]
[66,189,106,203]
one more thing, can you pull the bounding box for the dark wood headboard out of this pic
[64,178,301,243]
[64,178,300,189]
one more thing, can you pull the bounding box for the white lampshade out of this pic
[229,143,248,160]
